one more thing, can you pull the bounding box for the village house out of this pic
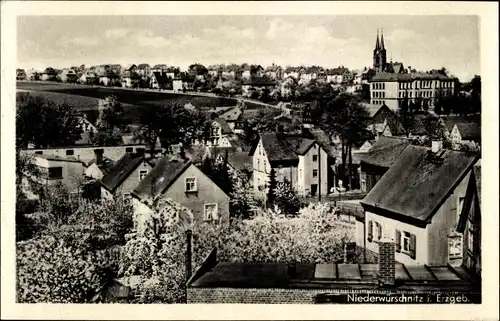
[173,73,195,92]
[358,136,411,193]
[222,64,243,80]
[99,71,120,87]
[16,68,27,80]
[457,161,481,277]
[121,70,141,88]
[249,132,335,198]
[136,63,151,78]
[366,104,405,138]
[40,67,58,81]
[131,156,230,229]
[33,154,87,194]
[217,107,243,132]
[263,64,284,80]
[283,66,302,80]
[206,118,233,148]
[58,69,78,83]
[79,72,98,85]
[326,67,352,84]
[358,142,479,266]
[299,66,326,84]
[207,65,224,78]
[100,152,154,201]
[241,64,264,79]
[25,68,40,81]
[447,122,481,148]
[150,71,172,89]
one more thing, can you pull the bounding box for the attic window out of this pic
[185,177,197,192]
[66,150,74,156]
[126,147,133,153]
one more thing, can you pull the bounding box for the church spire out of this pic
[375,29,380,50]
[380,28,385,50]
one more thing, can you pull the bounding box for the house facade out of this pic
[264,64,284,80]
[131,157,230,228]
[359,144,479,266]
[59,69,78,83]
[121,71,141,88]
[33,154,86,193]
[457,163,481,277]
[250,133,329,197]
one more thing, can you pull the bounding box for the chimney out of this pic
[431,139,443,153]
[377,237,395,287]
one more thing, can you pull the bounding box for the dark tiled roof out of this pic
[371,72,455,82]
[101,153,146,193]
[249,133,299,163]
[137,63,150,69]
[327,67,349,75]
[360,136,412,168]
[361,145,479,223]
[455,123,481,140]
[227,151,252,171]
[132,156,191,201]
[296,139,316,155]
[218,107,242,122]
[284,66,301,73]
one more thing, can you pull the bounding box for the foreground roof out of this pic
[189,261,478,292]
[361,145,479,223]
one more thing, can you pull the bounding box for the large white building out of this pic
[369,72,457,110]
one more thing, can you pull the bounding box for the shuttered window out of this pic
[377,222,382,240]
[367,220,373,242]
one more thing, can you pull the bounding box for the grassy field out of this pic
[17,81,239,124]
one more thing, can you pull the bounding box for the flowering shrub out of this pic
[121,201,356,303]
[16,236,111,303]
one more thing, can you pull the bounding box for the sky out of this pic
[17,15,479,81]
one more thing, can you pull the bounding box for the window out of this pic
[313,155,318,162]
[139,170,148,181]
[368,220,373,242]
[263,160,267,172]
[396,230,416,259]
[361,180,366,192]
[448,234,463,259]
[313,169,318,177]
[204,203,218,221]
[126,147,133,153]
[185,177,197,192]
[47,167,63,179]
[35,151,43,155]
[257,159,260,171]
[66,149,74,156]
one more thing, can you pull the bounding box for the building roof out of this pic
[249,133,299,163]
[284,66,301,73]
[359,136,412,168]
[137,63,150,69]
[189,261,477,292]
[101,153,148,193]
[455,123,481,140]
[132,156,192,201]
[34,154,84,164]
[360,103,384,118]
[370,71,455,82]
[213,118,232,135]
[301,128,339,158]
[227,151,252,171]
[218,107,242,122]
[327,67,349,75]
[457,162,481,233]
[264,65,282,72]
[361,145,479,224]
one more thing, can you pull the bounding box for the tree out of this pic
[274,179,301,215]
[16,93,83,149]
[230,170,259,220]
[396,94,416,137]
[266,168,278,208]
[319,93,369,189]
[188,63,208,76]
[135,102,210,155]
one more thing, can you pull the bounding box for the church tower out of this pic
[373,29,387,72]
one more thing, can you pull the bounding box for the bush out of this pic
[274,179,301,215]
[17,236,112,303]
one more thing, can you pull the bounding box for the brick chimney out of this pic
[377,237,395,287]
